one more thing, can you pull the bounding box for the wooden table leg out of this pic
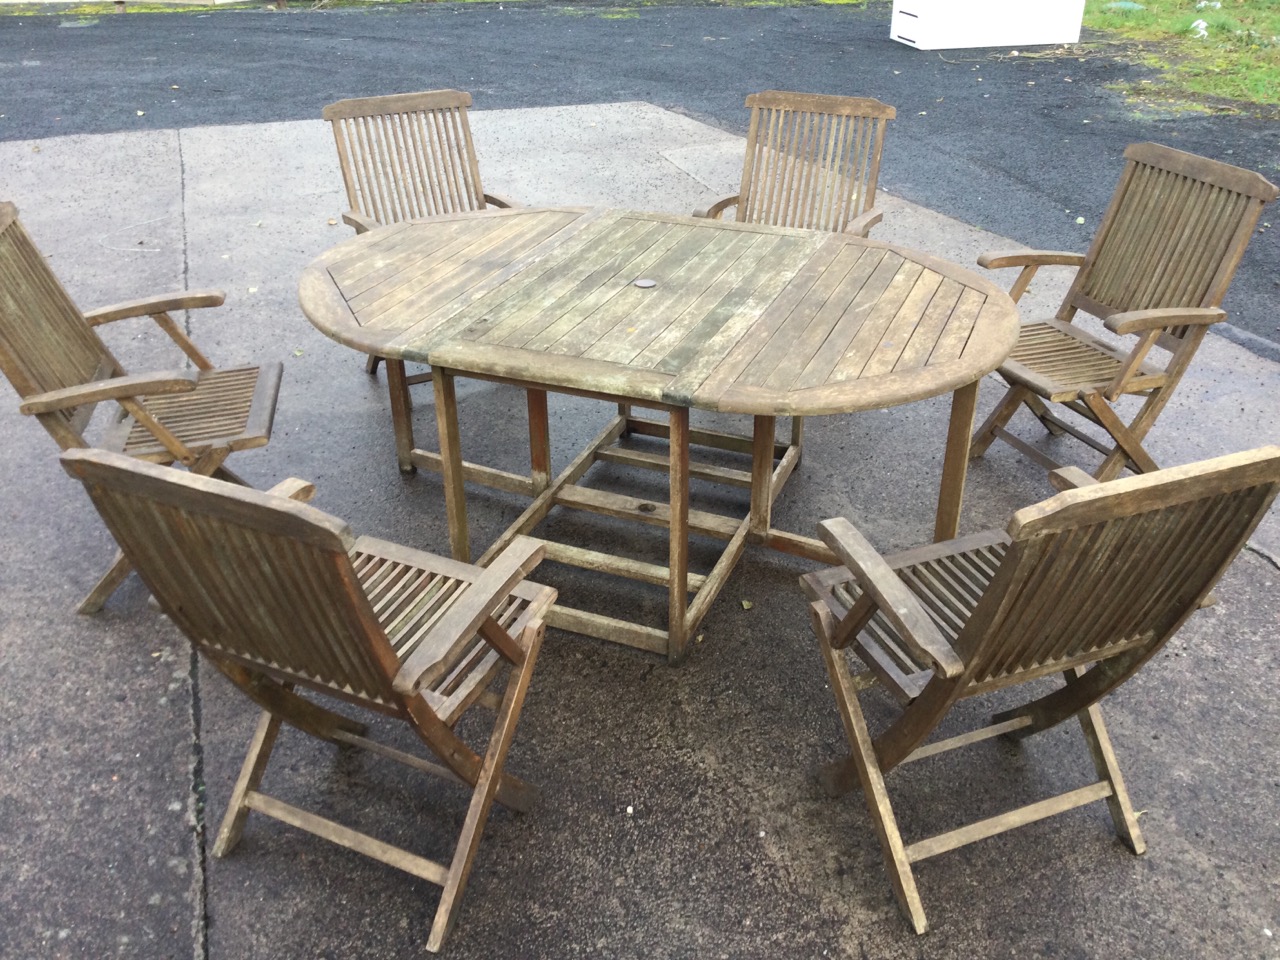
[527,389,551,494]
[935,380,980,542]
[749,415,776,541]
[433,369,470,562]
[386,359,416,475]
[667,407,690,664]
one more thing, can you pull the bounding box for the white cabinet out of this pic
[890,0,1086,50]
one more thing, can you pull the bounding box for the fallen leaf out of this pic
[1075,217,1085,225]
[293,348,304,357]
[741,600,753,610]
[137,110,145,116]
[695,633,705,644]
[247,286,258,293]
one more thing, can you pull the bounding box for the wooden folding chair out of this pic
[0,201,282,613]
[696,90,895,237]
[800,446,1280,934]
[61,447,557,953]
[323,89,524,474]
[692,90,895,456]
[970,142,1278,481]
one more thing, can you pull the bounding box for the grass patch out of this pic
[1083,0,1280,107]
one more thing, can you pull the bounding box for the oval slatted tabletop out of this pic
[300,207,1019,661]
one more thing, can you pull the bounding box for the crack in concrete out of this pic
[188,648,211,960]
[1245,540,1280,572]
[176,125,212,960]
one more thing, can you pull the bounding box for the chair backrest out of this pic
[955,447,1280,690]
[323,89,489,225]
[1062,142,1278,352]
[61,448,403,707]
[0,202,122,444]
[735,90,895,233]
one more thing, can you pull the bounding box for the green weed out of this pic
[1084,0,1280,107]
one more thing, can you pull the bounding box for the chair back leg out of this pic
[1074,698,1145,853]
[213,709,284,857]
[77,549,132,614]
[969,383,1031,459]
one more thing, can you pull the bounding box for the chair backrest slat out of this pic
[324,89,487,225]
[737,91,894,233]
[63,449,403,705]
[0,203,119,436]
[1062,143,1277,352]
[954,448,1280,687]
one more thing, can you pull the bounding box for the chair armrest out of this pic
[1048,466,1099,492]
[85,289,227,371]
[693,195,739,220]
[393,536,547,695]
[342,211,380,234]
[483,193,520,209]
[977,250,1086,270]
[266,478,317,502]
[18,369,198,415]
[83,289,226,326]
[1104,307,1226,335]
[844,207,884,238]
[977,250,1086,304]
[817,518,965,679]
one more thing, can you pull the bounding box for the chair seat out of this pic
[802,532,1007,701]
[107,364,283,461]
[351,537,556,724]
[999,320,1166,403]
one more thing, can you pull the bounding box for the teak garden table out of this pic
[300,207,1019,662]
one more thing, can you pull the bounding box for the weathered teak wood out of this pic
[693,90,897,464]
[970,142,1278,480]
[61,448,556,954]
[696,91,896,238]
[799,446,1280,934]
[323,88,536,479]
[300,207,1019,662]
[0,201,282,613]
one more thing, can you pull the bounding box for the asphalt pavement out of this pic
[0,1,1278,352]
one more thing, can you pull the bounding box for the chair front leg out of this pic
[189,447,231,478]
[427,623,545,953]
[1082,393,1160,480]
[811,603,928,934]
